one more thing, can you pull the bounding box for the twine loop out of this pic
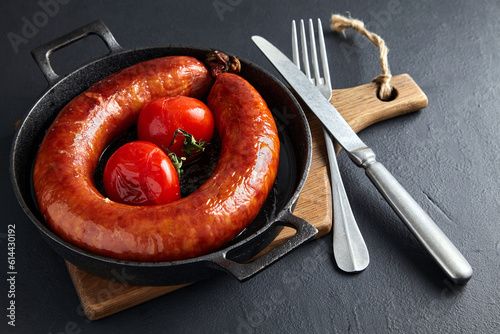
[331,14,393,100]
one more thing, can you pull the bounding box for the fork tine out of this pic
[308,19,322,86]
[289,18,369,273]
[292,20,300,68]
[299,19,311,80]
[317,18,332,92]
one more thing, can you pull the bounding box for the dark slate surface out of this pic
[1,0,499,333]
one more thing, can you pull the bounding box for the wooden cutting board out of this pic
[65,74,427,320]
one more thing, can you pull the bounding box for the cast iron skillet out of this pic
[10,21,317,286]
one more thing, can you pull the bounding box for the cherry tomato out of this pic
[137,96,214,161]
[103,141,181,206]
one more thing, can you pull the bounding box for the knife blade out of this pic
[252,36,366,154]
[252,35,473,284]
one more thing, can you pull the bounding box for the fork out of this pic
[292,18,369,272]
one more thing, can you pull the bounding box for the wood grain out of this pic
[66,73,427,320]
[331,74,428,133]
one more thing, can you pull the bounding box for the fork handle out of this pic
[324,129,369,272]
[352,148,473,283]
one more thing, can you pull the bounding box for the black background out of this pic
[2,0,499,333]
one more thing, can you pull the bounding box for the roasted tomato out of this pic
[137,96,215,162]
[103,141,181,206]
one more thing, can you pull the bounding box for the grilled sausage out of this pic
[33,56,280,262]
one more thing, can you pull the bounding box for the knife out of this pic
[252,35,473,284]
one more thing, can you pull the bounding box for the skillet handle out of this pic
[31,20,123,86]
[212,210,318,281]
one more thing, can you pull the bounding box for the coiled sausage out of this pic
[33,55,280,262]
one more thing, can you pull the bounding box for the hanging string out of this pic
[331,13,393,100]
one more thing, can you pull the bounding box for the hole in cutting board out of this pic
[377,87,398,102]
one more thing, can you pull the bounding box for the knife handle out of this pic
[349,148,473,284]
